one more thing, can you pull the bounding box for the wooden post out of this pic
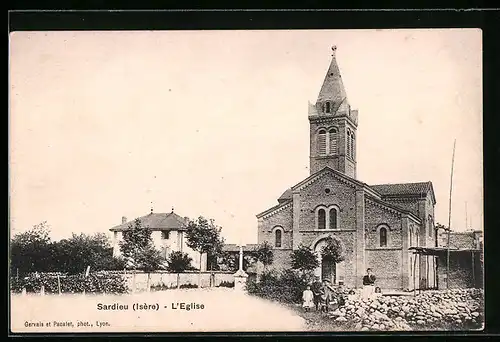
[16,268,19,281]
[413,253,417,297]
[418,253,421,295]
[57,274,61,295]
[447,139,456,290]
[471,251,475,288]
[426,255,429,290]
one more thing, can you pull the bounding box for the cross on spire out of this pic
[331,45,337,56]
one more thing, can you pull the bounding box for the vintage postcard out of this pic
[9,29,483,333]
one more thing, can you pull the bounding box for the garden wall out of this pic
[123,271,235,291]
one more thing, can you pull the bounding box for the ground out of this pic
[10,288,307,333]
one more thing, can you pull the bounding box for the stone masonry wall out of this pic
[366,249,402,290]
[298,171,357,232]
[364,199,405,289]
[258,204,293,250]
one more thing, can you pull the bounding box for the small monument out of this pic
[234,244,248,292]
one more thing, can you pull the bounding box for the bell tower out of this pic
[308,46,358,178]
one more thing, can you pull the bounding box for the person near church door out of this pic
[319,279,335,312]
[362,268,376,299]
[311,276,323,311]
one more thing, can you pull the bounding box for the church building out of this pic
[256,46,437,291]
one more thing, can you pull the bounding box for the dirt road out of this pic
[11,288,306,333]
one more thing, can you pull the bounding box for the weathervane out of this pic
[331,45,337,56]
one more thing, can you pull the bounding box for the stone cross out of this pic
[239,244,244,271]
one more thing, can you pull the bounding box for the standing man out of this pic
[320,279,334,312]
[311,276,323,311]
[362,268,376,299]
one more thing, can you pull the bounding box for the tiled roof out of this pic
[278,188,293,202]
[110,211,189,232]
[370,181,436,204]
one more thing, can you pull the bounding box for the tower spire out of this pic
[316,45,349,114]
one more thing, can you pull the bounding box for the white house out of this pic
[110,209,207,271]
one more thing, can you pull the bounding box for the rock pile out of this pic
[328,288,483,331]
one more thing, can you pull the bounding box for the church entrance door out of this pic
[321,257,336,284]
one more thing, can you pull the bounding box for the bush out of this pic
[179,283,199,289]
[10,272,128,294]
[247,269,310,304]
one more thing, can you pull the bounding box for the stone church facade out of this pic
[256,47,437,291]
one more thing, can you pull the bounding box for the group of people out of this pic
[302,268,380,312]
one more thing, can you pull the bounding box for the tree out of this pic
[185,216,225,287]
[10,221,53,275]
[51,232,125,274]
[291,244,319,275]
[167,251,194,288]
[321,236,345,264]
[253,241,274,272]
[119,219,163,273]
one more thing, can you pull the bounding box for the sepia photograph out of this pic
[9,28,483,333]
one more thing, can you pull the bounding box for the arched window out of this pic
[428,216,433,238]
[350,133,355,159]
[328,128,337,155]
[318,209,326,230]
[329,208,338,229]
[275,229,282,248]
[380,227,387,247]
[325,101,331,113]
[318,129,327,155]
[346,130,351,157]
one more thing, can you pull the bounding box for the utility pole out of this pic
[446,139,456,290]
[465,202,468,231]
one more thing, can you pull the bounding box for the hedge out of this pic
[10,272,128,294]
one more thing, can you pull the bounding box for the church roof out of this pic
[316,46,350,114]
[110,211,189,232]
[278,188,293,202]
[370,181,436,204]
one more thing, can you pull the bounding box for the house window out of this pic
[328,128,337,155]
[275,229,282,248]
[162,231,170,239]
[380,227,387,247]
[318,129,327,155]
[325,101,331,113]
[329,208,338,229]
[318,209,326,230]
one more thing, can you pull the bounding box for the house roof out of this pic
[370,181,436,204]
[110,211,189,232]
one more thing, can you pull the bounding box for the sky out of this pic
[9,29,483,244]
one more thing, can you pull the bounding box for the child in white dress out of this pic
[302,286,315,311]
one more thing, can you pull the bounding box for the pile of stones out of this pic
[328,288,483,331]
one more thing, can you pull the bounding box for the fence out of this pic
[123,271,235,291]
